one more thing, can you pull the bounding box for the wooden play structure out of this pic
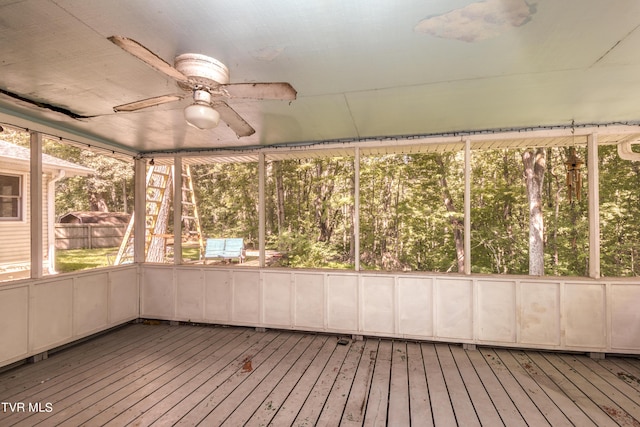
[114,164,204,264]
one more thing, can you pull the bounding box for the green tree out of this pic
[522,148,546,275]
[471,149,528,274]
[599,145,640,276]
[191,163,259,247]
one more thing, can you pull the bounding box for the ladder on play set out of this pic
[114,164,204,264]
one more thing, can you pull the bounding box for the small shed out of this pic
[56,211,131,250]
[58,211,130,225]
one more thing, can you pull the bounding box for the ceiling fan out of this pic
[108,35,297,137]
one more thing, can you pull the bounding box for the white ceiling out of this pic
[2,0,640,155]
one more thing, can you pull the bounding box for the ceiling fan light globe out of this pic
[184,103,220,129]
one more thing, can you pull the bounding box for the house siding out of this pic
[0,168,50,264]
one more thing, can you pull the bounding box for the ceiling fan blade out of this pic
[213,101,255,137]
[108,35,191,85]
[113,94,184,112]
[222,82,297,100]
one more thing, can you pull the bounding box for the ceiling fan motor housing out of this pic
[193,89,212,105]
[174,53,230,90]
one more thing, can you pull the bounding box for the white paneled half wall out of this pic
[0,266,139,368]
[141,265,640,355]
[3,262,638,370]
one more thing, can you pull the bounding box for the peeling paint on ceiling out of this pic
[415,0,535,42]
[251,46,285,62]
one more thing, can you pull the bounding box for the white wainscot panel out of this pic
[564,283,606,348]
[109,267,139,323]
[204,270,232,322]
[263,272,292,327]
[294,273,324,329]
[327,274,358,332]
[435,278,473,340]
[0,286,29,362]
[31,279,73,351]
[142,267,175,318]
[610,284,640,351]
[176,269,204,321]
[477,280,516,343]
[232,270,261,324]
[520,281,560,346]
[74,273,109,336]
[362,276,394,334]
[397,277,433,336]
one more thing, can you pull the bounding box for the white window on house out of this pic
[0,174,22,220]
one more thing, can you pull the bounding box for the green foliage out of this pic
[50,145,133,215]
[191,163,259,247]
[468,147,594,276]
[0,129,134,215]
[273,232,349,268]
[599,145,640,276]
[358,153,465,271]
[186,146,640,276]
[7,124,640,277]
[470,149,528,274]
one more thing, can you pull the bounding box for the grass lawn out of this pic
[55,246,205,273]
[55,247,118,273]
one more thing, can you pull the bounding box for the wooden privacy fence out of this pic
[55,224,126,249]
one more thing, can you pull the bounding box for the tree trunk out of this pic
[522,148,546,275]
[122,180,128,213]
[435,155,465,273]
[349,175,356,263]
[146,166,172,263]
[314,161,335,242]
[274,161,286,234]
[89,193,109,212]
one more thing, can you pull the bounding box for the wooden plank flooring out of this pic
[1,323,640,426]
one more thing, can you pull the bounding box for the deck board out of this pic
[597,357,640,395]
[546,352,640,426]
[509,350,599,427]
[492,349,573,426]
[362,339,392,427]
[482,348,551,426]
[143,329,280,426]
[173,332,296,426]
[90,327,234,426]
[292,336,354,426]
[421,343,458,427]
[1,324,171,399]
[465,348,526,426]
[338,339,379,426]
[1,323,640,426]
[527,352,620,427]
[8,325,202,426]
[265,336,340,426]
[449,345,504,427]
[59,326,216,426]
[240,335,331,426]
[387,341,411,426]
[215,334,325,426]
[435,343,480,427]
[104,327,246,426]
[406,342,433,427]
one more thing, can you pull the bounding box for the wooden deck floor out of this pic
[1,323,640,426]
